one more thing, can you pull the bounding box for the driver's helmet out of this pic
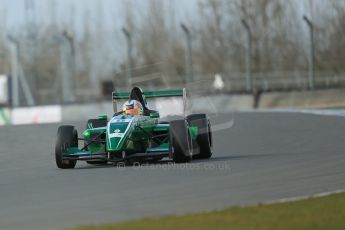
[122,100,144,116]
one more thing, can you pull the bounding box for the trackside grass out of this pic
[69,192,345,230]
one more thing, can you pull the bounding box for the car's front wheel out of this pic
[55,125,78,169]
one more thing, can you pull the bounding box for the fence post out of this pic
[303,16,315,90]
[241,19,252,92]
[181,23,194,84]
[122,27,133,88]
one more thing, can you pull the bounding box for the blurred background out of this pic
[0,0,344,109]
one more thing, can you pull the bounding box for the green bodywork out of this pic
[63,88,197,161]
[64,113,198,160]
[0,108,10,125]
[106,115,158,152]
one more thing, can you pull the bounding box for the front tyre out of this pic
[55,125,78,169]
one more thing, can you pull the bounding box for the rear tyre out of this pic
[55,125,78,169]
[187,114,213,159]
[169,119,192,163]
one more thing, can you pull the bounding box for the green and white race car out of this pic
[55,87,212,169]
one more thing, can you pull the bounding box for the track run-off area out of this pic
[0,111,345,230]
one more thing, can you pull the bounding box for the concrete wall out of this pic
[61,102,113,122]
[190,89,345,112]
[259,89,345,109]
[189,94,253,113]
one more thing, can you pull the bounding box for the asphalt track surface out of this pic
[1,112,345,230]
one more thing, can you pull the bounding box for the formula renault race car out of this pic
[55,87,212,169]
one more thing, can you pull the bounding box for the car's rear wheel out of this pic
[55,125,78,169]
[187,114,213,159]
[169,119,192,163]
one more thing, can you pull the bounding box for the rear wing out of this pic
[112,88,187,117]
[112,89,184,99]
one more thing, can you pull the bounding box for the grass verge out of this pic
[70,192,345,230]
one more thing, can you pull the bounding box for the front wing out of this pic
[61,143,170,163]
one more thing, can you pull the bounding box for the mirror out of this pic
[98,115,108,120]
[150,112,160,118]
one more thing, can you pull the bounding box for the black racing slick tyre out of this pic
[169,119,192,163]
[55,125,78,169]
[187,114,213,159]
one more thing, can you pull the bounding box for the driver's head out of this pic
[122,100,144,116]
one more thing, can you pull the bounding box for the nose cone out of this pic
[106,117,133,152]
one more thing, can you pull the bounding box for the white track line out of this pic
[262,188,345,205]
[258,108,345,117]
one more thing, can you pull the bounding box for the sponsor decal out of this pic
[109,133,125,138]
[114,129,121,133]
[112,119,131,123]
